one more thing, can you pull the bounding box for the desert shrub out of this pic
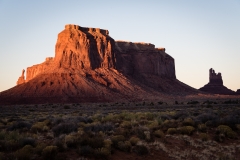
[153,130,165,138]
[35,143,46,155]
[172,111,189,120]
[143,130,152,142]
[52,118,64,126]
[84,122,114,133]
[129,137,140,146]
[101,113,118,123]
[19,137,36,147]
[183,118,195,126]
[91,113,103,122]
[134,126,154,142]
[42,145,58,160]
[78,145,94,156]
[199,133,209,141]
[0,131,21,151]
[178,126,195,135]
[161,119,178,131]
[111,135,125,147]
[217,125,231,134]
[167,128,177,135]
[80,134,104,149]
[198,124,207,132]
[120,121,132,129]
[77,116,93,124]
[133,144,149,155]
[195,113,217,124]
[217,125,237,139]
[31,122,49,133]
[205,119,220,127]
[104,139,112,150]
[145,112,156,120]
[0,131,7,140]
[54,138,66,152]
[160,114,171,121]
[65,134,77,148]
[220,115,240,128]
[94,147,111,159]
[117,141,131,152]
[226,131,237,139]
[15,145,33,160]
[7,131,21,141]
[7,121,32,131]
[147,120,159,130]
[0,119,7,125]
[114,127,131,138]
[52,122,78,136]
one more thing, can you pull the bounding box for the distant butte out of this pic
[199,68,236,95]
[0,24,198,104]
[237,89,240,94]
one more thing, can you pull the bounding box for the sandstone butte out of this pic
[199,68,238,95]
[0,24,206,104]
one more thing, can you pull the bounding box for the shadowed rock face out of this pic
[115,41,175,78]
[237,89,240,94]
[0,24,198,104]
[199,68,236,95]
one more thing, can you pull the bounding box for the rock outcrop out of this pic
[55,24,115,70]
[199,68,236,95]
[0,24,198,104]
[16,69,25,85]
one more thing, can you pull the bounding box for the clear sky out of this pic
[0,0,239,92]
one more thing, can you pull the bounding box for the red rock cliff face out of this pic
[55,24,116,70]
[26,57,54,82]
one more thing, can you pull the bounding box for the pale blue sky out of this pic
[0,0,239,92]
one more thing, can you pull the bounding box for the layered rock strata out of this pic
[0,24,198,104]
[199,68,236,95]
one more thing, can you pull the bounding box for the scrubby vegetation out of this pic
[0,100,239,159]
